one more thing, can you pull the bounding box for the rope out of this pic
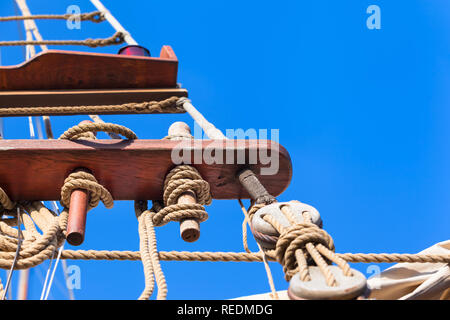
[151,165,212,227]
[0,187,16,211]
[60,170,114,210]
[135,201,167,300]
[0,11,105,23]
[0,97,184,117]
[59,122,137,140]
[238,199,279,299]
[0,206,68,270]
[0,31,125,47]
[57,249,450,263]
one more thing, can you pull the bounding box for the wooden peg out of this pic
[66,188,89,246]
[168,122,200,242]
[66,123,94,246]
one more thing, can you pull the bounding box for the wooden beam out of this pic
[0,48,178,91]
[0,139,292,201]
[0,88,188,115]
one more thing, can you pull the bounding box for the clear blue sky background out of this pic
[0,0,449,300]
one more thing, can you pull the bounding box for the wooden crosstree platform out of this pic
[0,139,292,201]
[0,46,187,115]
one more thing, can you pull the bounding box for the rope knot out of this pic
[60,170,113,210]
[275,222,334,280]
[59,122,137,140]
[82,11,106,23]
[151,165,212,227]
[83,31,125,48]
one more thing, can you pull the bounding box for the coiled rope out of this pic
[151,165,212,227]
[60,170,114,210]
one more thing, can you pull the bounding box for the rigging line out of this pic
[2,207,24,300]
[238,199,279,299]
[39,249,56,300]
[15,0,53,141]
[48,202,75,300]
[44,244,64,300]
[12,0,27,59]
[61,255,75,300]
[89,0,138,45]
[14,0,48,52]
[89,115,121,139]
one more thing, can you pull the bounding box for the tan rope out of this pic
[0,97,184,117]
[59,122,137,140]
[60,170,114,210]
[135,201,156,300]
[57,249,450,264]
[151,165,211,227]
[0,11,105,23]
[0,187,16,211]
[136,204,167,300]
[0,31,125,47]
[0,208,68,270]
[0,277,4,298]
[238,199,278,299]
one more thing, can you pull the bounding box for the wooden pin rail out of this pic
[0,139,292,202]
[0,46,185,115]
[0,46,179,90]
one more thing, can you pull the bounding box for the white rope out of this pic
[179,98,227,140]
[89,0,138,45]
[15,0,48,52]
[2,208,23,300]
[43,244,64,300]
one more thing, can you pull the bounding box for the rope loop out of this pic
[163,165,212,206]
[60,170,114,210]
[79,11,106,23]
[83,31,125,48]
[275,222,334,280]
[59,122,137,140]
[151,165,212,227]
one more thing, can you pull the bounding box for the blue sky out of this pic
[0,0,449,299]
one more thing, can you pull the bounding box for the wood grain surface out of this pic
[0,46,178,90]
[0,139,292,201]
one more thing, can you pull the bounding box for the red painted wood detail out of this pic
[0,139,292,201]
[0,46,178,91]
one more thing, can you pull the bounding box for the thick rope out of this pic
[135,201,167,300]
[239,199,279,299]
[151,165,212,227]
[0,97,185,117]
[0,207,68,270]
[0,11,105,23]
[59,122,137,140]
[57,249,450,263]
[0,31,125,47]
[60,170,114,210]
[0,187,16,211]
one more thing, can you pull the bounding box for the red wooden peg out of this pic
[66,189,89,246]
[66,120,96,246]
